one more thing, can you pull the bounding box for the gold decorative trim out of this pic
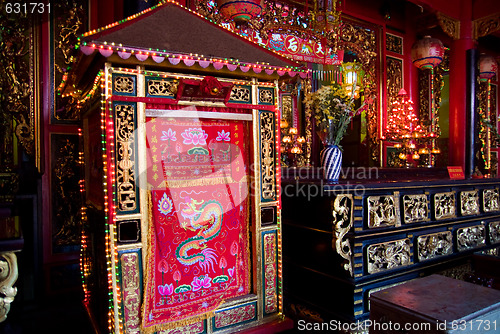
[402,194,429,224]
[473,13,500,39]
[434,192,456,220]
[437,12,460,40]
[460,190,480,216]
[386,33,403,54]
[457,225,486,251]
[417,231,452,261]
[367,195,400,228]
[367,238,411,274]
[333,194,354,276]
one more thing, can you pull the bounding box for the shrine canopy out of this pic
[76,0,307,79]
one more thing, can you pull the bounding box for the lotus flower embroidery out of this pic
[191,275,212,291]
[181,128,208,146]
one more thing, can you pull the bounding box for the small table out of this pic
[369,274,500,334]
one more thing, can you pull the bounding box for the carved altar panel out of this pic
[434,192,456,220]
[386,33,403,55]
[367,195,400,228]
[402,194,429,224]
[483,189,500,212]
[259,111,277,201]
[263,231,278,315]
[229,85,252,104]
[213,302,256,330]
[457,225,486,251]
[367,238,411,274]
[460,190,479,216]
[489,221,500,244]
[417,231,453,261]
[114,102,139,214]
[119,250,141,334]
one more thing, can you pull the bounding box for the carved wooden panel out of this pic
[402,194,429,224]
[417,231,452,261]
[460,190,479,216]
[367,238,411,274]
[457,225,486,251]
[434,192,456,220]
[367,195,400,228]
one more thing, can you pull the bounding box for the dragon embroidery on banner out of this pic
[175,197,223,272]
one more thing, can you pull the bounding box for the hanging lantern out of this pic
[217,0,263,24]
[479,55,498,82]
[411,36,444,69]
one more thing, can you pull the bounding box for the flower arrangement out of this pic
[306,82,368,148]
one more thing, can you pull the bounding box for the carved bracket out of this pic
[332,194,353,276]
[0,252,18,322]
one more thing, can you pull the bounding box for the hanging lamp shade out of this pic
[217,0,263,24]
[479,55,498,82]
[411,36,444,69]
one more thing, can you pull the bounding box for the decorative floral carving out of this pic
[0,252,18,322]
[460,190,479,216]
[473,13,500,39]
[147,79,178,97]
[417,231,452,261]
[386,57,403,116]
[367,195,400,228]
[490,221,500,244]
[259,88,274,104]
[333,194,353,276]
[229,86,251,103]
[437,12,460,40]
[457,225,486,251]
[403,194,429,224]
[483,189,500,212]
[214,303,256,329]
[386,33,403,54]
[115,76,135,94]
[367,239,411,274]
[434,192,456,220]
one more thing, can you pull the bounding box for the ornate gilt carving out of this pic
[489,221,500,244]
[263,232,277,314]
[473,13,500,39]
[437,12,460,40]
[52,135,82,250]
[386,33,403,54]
[0,252,18,322]
[53,1,87,122]
[367,239,411,274]
[260,111,276,200]
[457,225,486,251]
[386,57,403,115]
[333,194,354,276]
[229,86,251,103]
[115,104,137,212]
[147,79,179,98]
[259,88,274,104]
[214,303,256,329]
[485,189,500,212]
[367,195,400,228]
[114,76,135,94]
[303,79,313,166]
[460,190,479,216]
[120,252,141,332]
[281,94,293,126]
[417,231,452,261]
[403,194,429,224]
[434,192,456,220]
[0,11,34,154]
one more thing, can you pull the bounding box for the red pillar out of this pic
[448,0,476,169]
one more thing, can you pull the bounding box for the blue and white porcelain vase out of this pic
[320,145,342,183]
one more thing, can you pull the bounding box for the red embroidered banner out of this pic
[142,115,251,332]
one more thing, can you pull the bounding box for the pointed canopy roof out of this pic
[78,1,306,77]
